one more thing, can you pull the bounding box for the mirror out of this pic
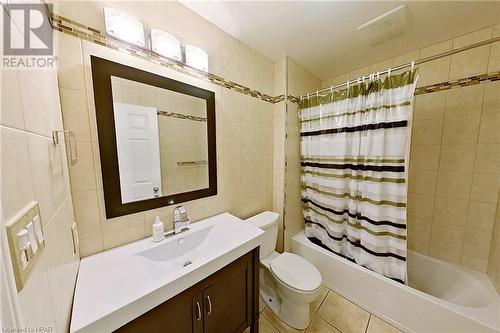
[91,56,216,218]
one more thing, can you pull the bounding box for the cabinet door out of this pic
[202,259,251,333]
[115,288,201,333]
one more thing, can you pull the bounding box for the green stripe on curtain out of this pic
[299,69,418,109]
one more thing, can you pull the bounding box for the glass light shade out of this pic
[150,28,182,62]
[185,45,209,72]
[104,7,145,47]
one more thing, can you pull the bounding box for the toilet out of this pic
[246,211,322,329]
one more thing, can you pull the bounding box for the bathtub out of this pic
[292,231,500,333]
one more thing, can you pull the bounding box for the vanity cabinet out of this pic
[115,248,260,333]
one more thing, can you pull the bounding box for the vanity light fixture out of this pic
[150,28,182,62]
[185,45,209,72]
[104,7,145,47]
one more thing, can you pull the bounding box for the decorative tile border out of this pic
[414,71,500,95]
[157,110,207,123]
[46,8,500,108]
[288,71,500,105]
[48,12,282,104]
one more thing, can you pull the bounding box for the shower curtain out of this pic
[300,70,418,283]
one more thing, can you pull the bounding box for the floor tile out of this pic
[366,315,403,333]
[305,315,341,333]
[260,315,280,333]
[317,291,370,333]
[311,284,329,313]
[262,307,304,332]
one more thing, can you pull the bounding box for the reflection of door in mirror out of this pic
[114,102,162,203]
[111,76,209,204]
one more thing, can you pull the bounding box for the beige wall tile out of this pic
[417,58,451,87]
[429,245,461,264]
[442,115,480,144]
[408,216,432,243]
[461,254,488,272]
[414,91,446,120]
[318,291,370,333]
[409,144,440,171]
[488,42,500,73]
[27,134,70,226]
[452,28,492,49]
[366,316,402,333]
[69,142,97,192]
[463,228,493,259]
[431,222,465,252]
[433,197,469,226]
[467,201,496,232]
[482,81,500,114]
[18,69,63,138]
[55,33,85,91]
[445,84,484,117]
[408,239,429,254]
[470,172,500,203]
[449,46,490,81]
[102,223,146,250]
[435,171,472,200]
[439,144,476,172]
[79,234,104,257]
[72,190,101,239]
[0,126,35,221]
[478,113,500,143]
[421,40,453,58]
[475,144,500,173]
[1,70,25,130]
[407,194,435,220]
[59,88,91,141]
[408,170,437,195]
[412,118,443,144]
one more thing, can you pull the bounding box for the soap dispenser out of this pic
[152,216,164,242]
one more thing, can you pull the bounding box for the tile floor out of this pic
[254,285,404,333]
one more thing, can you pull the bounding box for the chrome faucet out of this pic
[173,205,190,234]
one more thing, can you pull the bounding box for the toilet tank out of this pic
[245,211,279,258]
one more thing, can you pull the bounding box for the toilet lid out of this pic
[270,252,322,292]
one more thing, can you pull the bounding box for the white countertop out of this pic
[70,213,264,332]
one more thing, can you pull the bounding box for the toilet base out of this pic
[279,298,311,330]
[259,289,312,330]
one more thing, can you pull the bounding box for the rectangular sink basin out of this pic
[136,225,214,265]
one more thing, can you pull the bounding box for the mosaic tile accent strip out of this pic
[289,71,500,105]
[414,71,500,95]
[48,12,282,104]
[157,110,207,123]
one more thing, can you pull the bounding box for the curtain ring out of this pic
[411,61,415,70]
[307,93,310,99]
[376,71,380,80]
[330,85,334,94]
[387,68,392,76]
[316,90,319,97]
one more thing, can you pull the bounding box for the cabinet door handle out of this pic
[195,301,202,321]
[206,295,212,315]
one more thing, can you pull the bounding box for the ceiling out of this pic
[181,1,500,80]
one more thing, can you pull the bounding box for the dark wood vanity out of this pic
[115,248,260,333]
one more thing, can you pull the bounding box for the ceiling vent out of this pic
[357,5,410,47]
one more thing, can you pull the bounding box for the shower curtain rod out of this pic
[301,35,500,99]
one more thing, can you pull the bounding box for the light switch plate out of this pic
[5,202,45,292]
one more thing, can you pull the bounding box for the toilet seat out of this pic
[269,252,321,292]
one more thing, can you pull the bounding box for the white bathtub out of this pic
[292,231,500,333]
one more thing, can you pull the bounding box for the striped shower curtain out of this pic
[299,70,418,283]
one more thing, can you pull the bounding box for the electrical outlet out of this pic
[5,202,45,292]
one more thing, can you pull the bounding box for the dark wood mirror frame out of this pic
[90,56,217,218]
